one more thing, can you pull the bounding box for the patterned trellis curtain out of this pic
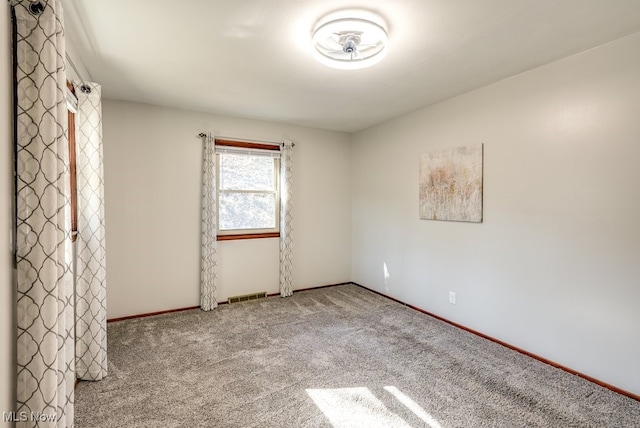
[279,141,293,297]
[11,0,75,426]
[73,81,107,381]
[200,132,218,310]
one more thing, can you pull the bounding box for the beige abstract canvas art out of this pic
[419,144,483,222]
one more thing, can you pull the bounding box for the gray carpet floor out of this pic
[75,285,640,427]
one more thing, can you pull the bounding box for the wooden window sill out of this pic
[217,232,280,241]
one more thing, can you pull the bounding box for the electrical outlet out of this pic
[449,291,456,305]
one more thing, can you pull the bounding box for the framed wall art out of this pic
[419,144,483,223]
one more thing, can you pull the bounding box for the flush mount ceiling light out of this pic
[312,13,388,70]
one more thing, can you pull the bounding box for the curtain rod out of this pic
[66,53,89,83]
[197,133,295,147]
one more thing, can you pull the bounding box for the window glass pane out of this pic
[219,192,276,230]
[220,154,275,191]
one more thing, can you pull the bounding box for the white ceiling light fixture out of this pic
[312,12,389,70]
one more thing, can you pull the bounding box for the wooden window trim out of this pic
[217,232,280,241]
[215,138,280,151]
[67,81,78,242]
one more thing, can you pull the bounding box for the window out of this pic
[216,139,280,240]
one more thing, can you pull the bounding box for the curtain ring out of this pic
[80,85,92,94]
[29,1,45,16]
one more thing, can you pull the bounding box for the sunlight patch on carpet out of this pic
[306,387,412,428]
[384,386,443,428]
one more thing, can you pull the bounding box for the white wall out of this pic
[102,100,352,318]
[351,32,640,395]
[1,2,16,422]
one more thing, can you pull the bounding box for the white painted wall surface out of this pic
[102,100,351,318]
[1,2,16,422]
[351,32,640,395]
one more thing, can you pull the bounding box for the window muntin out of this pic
[216,144,280,237]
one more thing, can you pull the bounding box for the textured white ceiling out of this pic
[62,0,640,132]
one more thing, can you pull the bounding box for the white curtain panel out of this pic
[279,141,293,297]
[12,0,75,426]
[73,81,107,381]
[200,132,218,310]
